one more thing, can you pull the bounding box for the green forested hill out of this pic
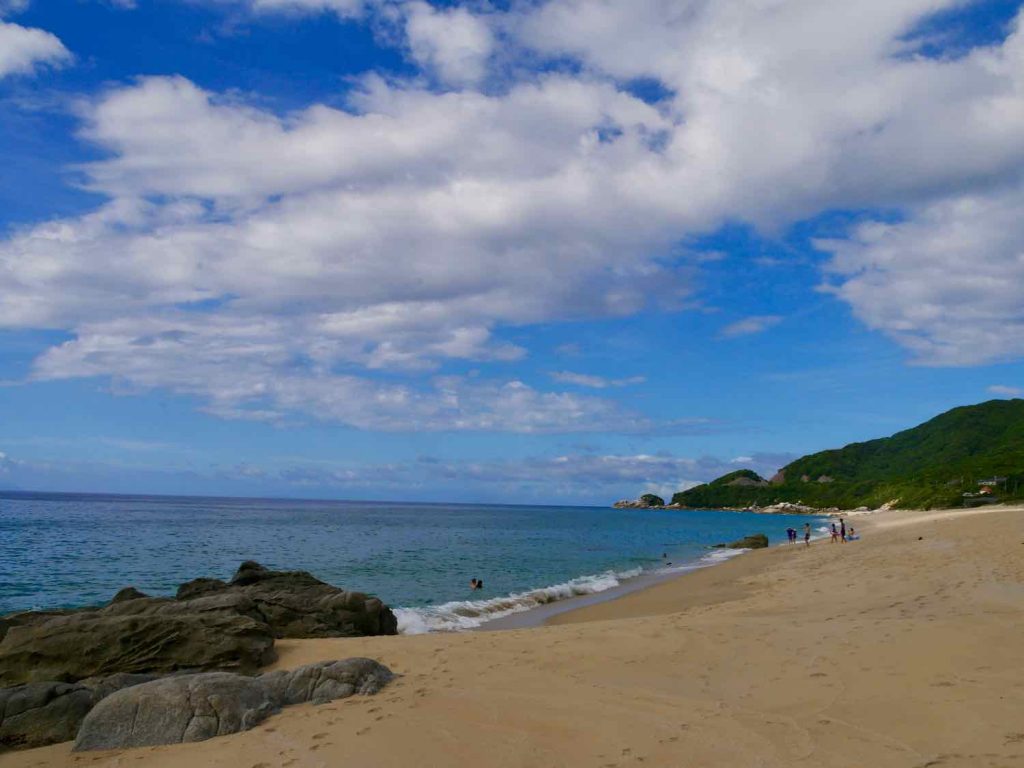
[672,399,1024,510]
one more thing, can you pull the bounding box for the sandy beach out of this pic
[4,505,1023,768]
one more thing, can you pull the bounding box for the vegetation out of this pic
[672,399,1024,510]
[640,493,666,507]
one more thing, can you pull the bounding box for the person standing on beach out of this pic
[831,523,839,543]
[804,523,811,547]
[839,517,846,543]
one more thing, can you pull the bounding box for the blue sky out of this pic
[1,0,1023,504]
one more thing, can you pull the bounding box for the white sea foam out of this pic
[393,532,816,635]
[395,567,643,634]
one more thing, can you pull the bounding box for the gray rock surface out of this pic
[0,674,157,750]
[0,560,395,694]
[0,594,275,685]
[74,659,393,751]
[110,587,149,603]
[175,578,227,601]
[713,533,770,549]
[181,561,399,639]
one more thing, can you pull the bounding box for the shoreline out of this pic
[4,503,1022,767]
[479,547,751,631]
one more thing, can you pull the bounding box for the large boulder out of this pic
[178,561,399,638]
[0,593,275,686]
[73,659,393,751]
[261,658,394,706]
[713,533,770,549]
[0,674,157,750]
[0,561,395,691]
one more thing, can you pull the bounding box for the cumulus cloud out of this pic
[719,315,783,338]
[988,385,1023,397]
[550,371,646,389]
[0,18,71,78]
[820,183,1024,366]
[404,1,494,86]
[3,0,1024,432]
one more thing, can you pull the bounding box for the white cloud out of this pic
[405,1,494,86]
[988,385,1023,397]
[3,0,1024,433]
[820,183,1024,365]
[719,315,782,338]
[245,0,365,17]
[29,316,656,431]
[264,450,795,497]
[0,19,71,78]
[550,371,646,389]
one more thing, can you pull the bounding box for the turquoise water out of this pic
[0,492,823,632]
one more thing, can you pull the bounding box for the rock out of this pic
[261,658,394,706]
[73,673,272,751]
[0,594,275,685]
[761,502,819,514]
[714,533,769,549]
[0,561,396,690]
[179,562,399,638]
[73,659,393,751]
[110,587,149,603]
[230,560,270,586]
[0,682,94,749]
[0,674,158,750]
[176,577,227,601]
[613,497,666,509]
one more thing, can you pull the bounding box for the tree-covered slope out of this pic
[673,399,1024,510]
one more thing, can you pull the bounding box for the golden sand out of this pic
[4,505,1023,768]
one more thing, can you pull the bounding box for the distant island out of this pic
[617,399,1024,511]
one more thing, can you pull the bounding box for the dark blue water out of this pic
[0,492,823,632]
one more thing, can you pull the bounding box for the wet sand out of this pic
[4,505,1023,767]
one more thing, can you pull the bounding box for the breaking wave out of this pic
[395,567,643,634]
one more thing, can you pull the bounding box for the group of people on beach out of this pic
[829,517,857,543]
[785,517,858,547]
[785,523,812,546]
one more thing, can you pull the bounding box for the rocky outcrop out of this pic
[759,502,820,514]
[0,561,399,691]
[714,533,769,549]
[73,659,393,751]
[182,561,399,639]
[0,592,276,686]
[110,587,149,603]
[176,578,227,601]
[613,497,666,509]
[0,673,158,750]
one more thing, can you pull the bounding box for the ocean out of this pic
[0,492,824,632]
